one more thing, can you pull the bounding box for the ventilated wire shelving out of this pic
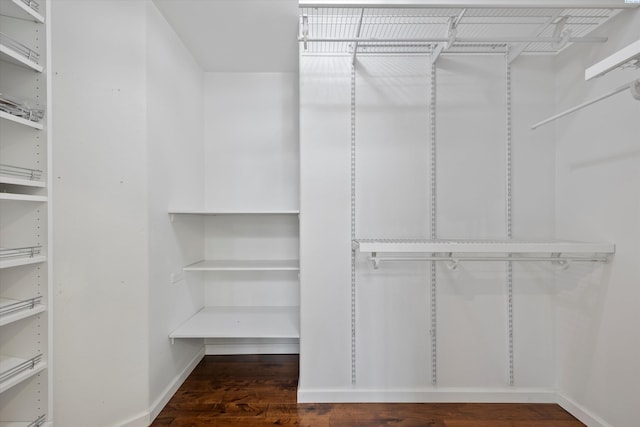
[299,6,622,58]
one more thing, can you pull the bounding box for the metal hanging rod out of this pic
[368,254,611,270]
[531,78,640,129]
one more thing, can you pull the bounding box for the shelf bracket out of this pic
[302,14,309,50]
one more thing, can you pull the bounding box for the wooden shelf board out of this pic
[0,0,45,23]
[0,355,46,394]
[0,193,47,202]
[0,175,45,188]
[169,306,300,340]
[184,259,300,271]
[169,209,299,215]
[0,298,45,327]
[0,255,46,270]
[0,110,43,130]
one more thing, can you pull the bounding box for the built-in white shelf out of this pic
[0,247,45,270]
[0,42,42,73]
[0,0,45,23]
[355,239,615,268]
[169,306,299,341]
[0,416,49,427]
[0,176,45,188]
[169,209,299,216]
[0,193,46,202]
[0,111,43,130]
[0,297,45,327]
[0,354,45,394]
[184,259,300,271]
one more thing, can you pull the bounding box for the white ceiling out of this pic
[152,0,299,73]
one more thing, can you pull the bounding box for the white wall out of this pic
[51,1,150,425]
[146,2,205,421]
[299,53,556,400]
[553,9,640,427]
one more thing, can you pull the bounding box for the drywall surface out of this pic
[203,72,299,211]
[553,9,640,427]
[299,53,556,399]
[146,1,205,421]
[51,1,150,425]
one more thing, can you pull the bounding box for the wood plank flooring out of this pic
[151,354,585,426]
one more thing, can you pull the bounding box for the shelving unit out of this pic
[0,0,51,424]
[169,210,300,352]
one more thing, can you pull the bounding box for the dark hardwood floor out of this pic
[151,354,585,426]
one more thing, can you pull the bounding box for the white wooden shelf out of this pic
[0,247,45,270]
[0,0,45,23]
[0,354,45,394]
[0,175,45,188]
[169,306,299,341]
[184,259,300,271]
[0,193,46,202]
[0,111,43,130]
[0,297,45,327]
[0,42,42,73]
[169,209,299,216]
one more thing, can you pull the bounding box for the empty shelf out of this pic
[0,193,46,202]
[0,354,45,394]
[0,37,42,72]
[0,0,45,23]
[0,165,44,187]
[0,110,43,130]
[0,297,45,327]
[169,306,299,340]
[0,247,45,269]
[169,209,299,215]
[184,259,299,271]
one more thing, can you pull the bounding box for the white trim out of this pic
[205,341,299,355]
[556,393,613,427]
[299,0,639,8]
[117,412,149,427]
[148,347,206,423]
[297,387,556,403]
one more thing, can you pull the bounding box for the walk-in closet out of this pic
[1,1,639,426]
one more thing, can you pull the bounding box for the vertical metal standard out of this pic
[505,54,514,386]
[429,57,438,386]
[350,61,357,386]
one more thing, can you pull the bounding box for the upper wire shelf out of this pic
[299,6,625,57]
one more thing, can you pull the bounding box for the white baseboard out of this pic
[118,411,150,427]
[205,340,299,355]
[148,347,206,423]
[556,393,612,427]
[297,387,556,404]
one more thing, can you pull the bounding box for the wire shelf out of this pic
[299,6,623,56]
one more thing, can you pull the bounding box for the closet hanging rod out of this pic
[531,78,640,129]
[298,36,607,44]
[368,254,610,270]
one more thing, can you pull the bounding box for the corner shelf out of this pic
[169,306,300,342]
[0,111,44,130]
[0,0,45,23]
[184,259,299,271]
[0,297,45,327]
[0,354,45,394]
